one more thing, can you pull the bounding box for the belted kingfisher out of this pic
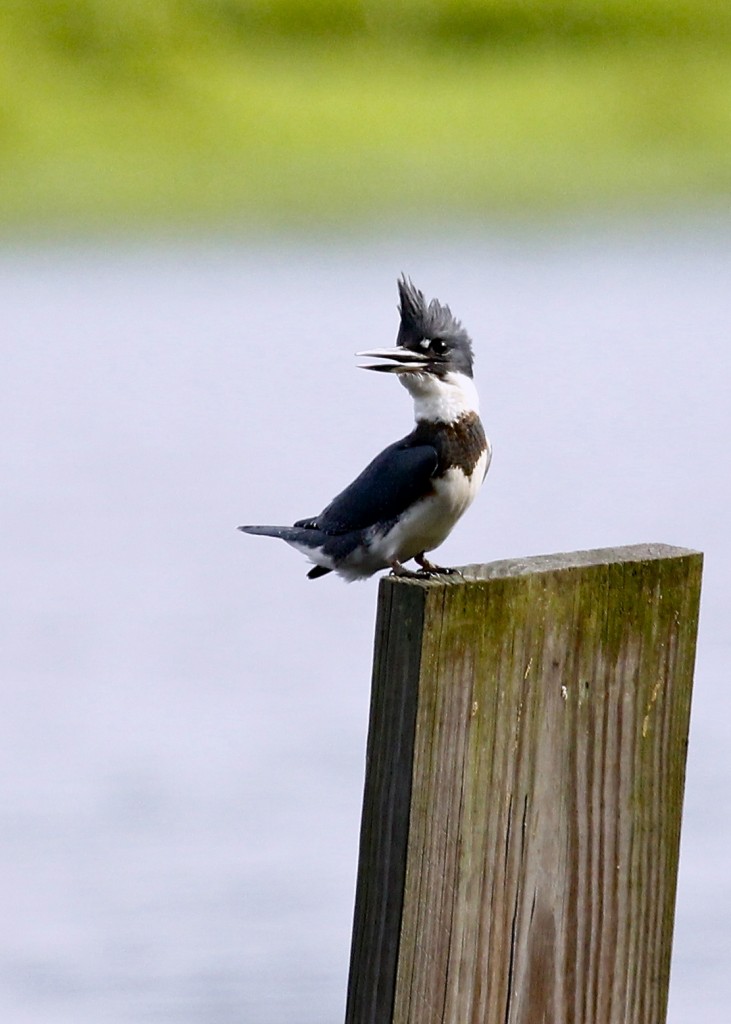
[239,277,491,581]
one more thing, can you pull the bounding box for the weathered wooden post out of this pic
[345,544,702,1024]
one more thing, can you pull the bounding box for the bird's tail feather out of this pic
[238,524,327,549]
[307,564,332,579]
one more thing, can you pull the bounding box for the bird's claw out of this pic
[414,554,462,577]
[389,561,425,579]
[390,558,463,580]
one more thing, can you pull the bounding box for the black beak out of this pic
[356,346,431,373]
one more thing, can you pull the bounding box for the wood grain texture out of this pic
[345,544,702,1024]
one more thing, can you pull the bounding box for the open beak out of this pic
[356,346,430,373]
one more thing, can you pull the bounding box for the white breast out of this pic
[403,369,480,423]
[374,442,491,566]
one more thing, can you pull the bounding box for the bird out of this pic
[238,276,491,581]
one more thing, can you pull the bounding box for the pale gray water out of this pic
[1,222,729,1022]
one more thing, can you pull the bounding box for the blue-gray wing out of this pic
[305,440,438,535]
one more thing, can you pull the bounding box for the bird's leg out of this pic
[390,559,429,579]
[414,552,461,576]
[389,556,462,579]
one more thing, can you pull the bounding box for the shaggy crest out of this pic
[396,275,474,376]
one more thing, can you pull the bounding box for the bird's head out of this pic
[358,276,478,423]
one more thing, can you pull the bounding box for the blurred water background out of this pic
[2,2,731,1023]
[2,224,730,1023]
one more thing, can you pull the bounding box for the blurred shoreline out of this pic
[1,1,730,230]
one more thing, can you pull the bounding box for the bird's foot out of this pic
[389,557,462,580]
[414,553,462,577]
[390,560,431,579]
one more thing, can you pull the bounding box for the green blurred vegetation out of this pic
[1,0,730,229]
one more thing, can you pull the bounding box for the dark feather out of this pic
[293,516,318,529]
[396,275,474,376]
[313,440,438,534]
[237,524,326,549]
[307,564,332,580]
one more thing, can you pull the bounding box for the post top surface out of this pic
[465,542,701,580]
[384,543,702,587]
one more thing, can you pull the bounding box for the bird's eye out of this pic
[431,339,447,356]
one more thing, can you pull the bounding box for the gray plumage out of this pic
[396,276,474,377]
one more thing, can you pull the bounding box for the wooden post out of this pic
[345,544,702,1024]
